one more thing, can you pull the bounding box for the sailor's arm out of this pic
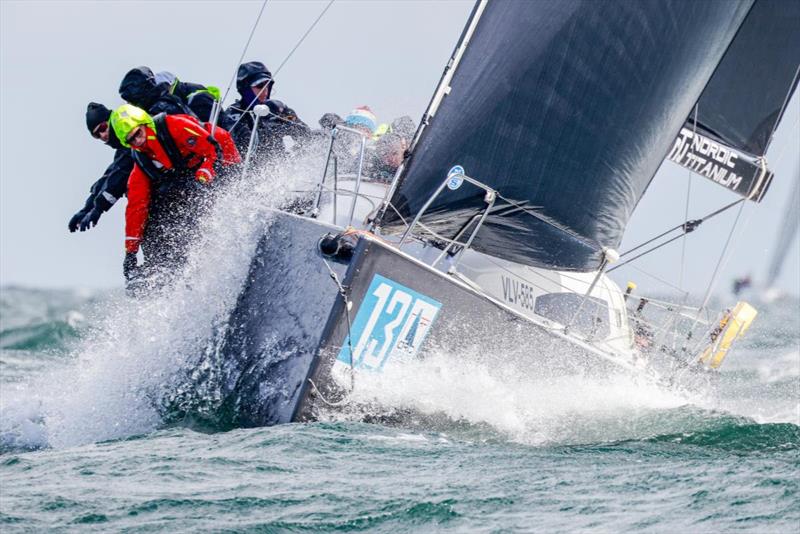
[94,149,134,212]
[124,165,151,254]
[167,115,220,183]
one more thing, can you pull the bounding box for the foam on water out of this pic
[340,349,695,445]
[1,154,321,450]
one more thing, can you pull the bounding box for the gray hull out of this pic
[293,229,635,422]
[219,211,644,426]
[217,211,346,426]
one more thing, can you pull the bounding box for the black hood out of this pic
[236,61,273,97]
[119,66,168,109]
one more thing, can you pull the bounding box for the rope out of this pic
[321,255,355,392]
[307,378,351,407]
[494,192,601,253]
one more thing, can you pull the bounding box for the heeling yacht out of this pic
[215,0,800,427]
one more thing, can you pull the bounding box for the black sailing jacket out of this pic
[222,99,309,159]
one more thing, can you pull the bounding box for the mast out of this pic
[377,0,488,224]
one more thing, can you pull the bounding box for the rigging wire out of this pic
[608,198,745,272]
[213,0,270,126]
[679,104,699,290]
[226,0,336,134]
[273,0,335,77]
[691,199,748,328]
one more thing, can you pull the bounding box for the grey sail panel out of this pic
[381,0,753,271]
[667,0,800,202]
[690,0,800,157]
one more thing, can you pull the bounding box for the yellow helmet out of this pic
[110,104,155,148]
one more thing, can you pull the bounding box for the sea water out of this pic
[1,165,798,531]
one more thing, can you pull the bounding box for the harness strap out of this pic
[153,114,187,170]
[131,150,171,184]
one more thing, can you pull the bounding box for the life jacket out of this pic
[131,113,224,188]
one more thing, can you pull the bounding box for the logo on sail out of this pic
[666,126,771,202]
[336,274,442,372]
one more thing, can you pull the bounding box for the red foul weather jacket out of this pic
[125,115,241,253]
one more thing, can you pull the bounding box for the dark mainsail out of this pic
[380,0,754,272]
[667,0,800,201]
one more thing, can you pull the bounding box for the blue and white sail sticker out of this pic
[447,165,465,190]
[337,274,442,372]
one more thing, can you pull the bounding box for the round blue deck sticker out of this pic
[447,165,465,190]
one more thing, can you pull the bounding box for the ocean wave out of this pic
[643,419,799,452]
[0,320,81,352]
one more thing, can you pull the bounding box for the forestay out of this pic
[381,0,754,272]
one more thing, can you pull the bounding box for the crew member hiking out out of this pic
[110,104,241,289]
[154,71,224,124]
[68,102,134,232]
[119,66,196,117]
[223,61,309,163]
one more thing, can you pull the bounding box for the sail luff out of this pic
[379,0,486,225]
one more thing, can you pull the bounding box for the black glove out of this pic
[68,210,86,233]
[79,208,102,231]
[123,252,139,282]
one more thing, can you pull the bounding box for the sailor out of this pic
[343,106,378,138]
[368,132,408,183]
[389,115,416,145]
[68,103,134,232]
[333,106,379,175]
[109,104,241,284]
[364,115,417,182]
[154,71,223,124]
[223,61,309,161]
[119,66,196,117]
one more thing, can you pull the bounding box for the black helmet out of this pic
[236,61,273,96]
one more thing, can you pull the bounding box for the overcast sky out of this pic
[1,0,798,298]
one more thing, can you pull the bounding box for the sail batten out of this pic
[381,0,755,271]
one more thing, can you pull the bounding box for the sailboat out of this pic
[762,169,800,300]
[215,0,800,427]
